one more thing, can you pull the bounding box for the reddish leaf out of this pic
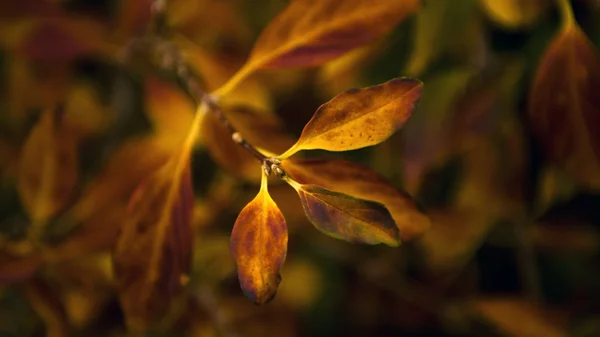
[279,78,423,158]
[113,159,194,330]
[529,20,600,188]
[230,173,288,305]
[289,182,400,246]
[282,158,430,241]
[0,253,42,286]
[216,0,421,95]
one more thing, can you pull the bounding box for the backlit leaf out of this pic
[289,182,400,246]
[529,19,600,188]
[17,106,79,225]
[279,78,423,158]
[282,158,430,241]
[230,172,288,305]
[113,158,194,330]
[215,0,420,95]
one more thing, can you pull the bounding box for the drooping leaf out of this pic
[17,106,79,225]
[201,106,295,182]
[528,19,600,188]
[289,182,400,246]
[279,78,423,158]
[230,172,288,305]
[282,158,430,241]
[215,0,421,95]
[112,158,194,330]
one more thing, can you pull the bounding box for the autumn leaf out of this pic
[287,181,400,246]
[112,158,194,330]
[282,158,430,241]
[480,0,548,29]
[230,172,288,305]
[17,106,79,226]
[215,0,421,96]
[528,8,600,188]
[0,253,42,286]
[278,78,423,158]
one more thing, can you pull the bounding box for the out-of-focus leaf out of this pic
[201,106,295,182]
[277,258,323,310]
[290,182,400,246]
[145,78,196,150]
[419,209,493,272]
[0,0,58,19]
[70,136,172,224]
[279,78,423,158]
[0,253,42,286]
[113,158,194,330]
[114,0,152,41]
[529,19,600,188]
[215,0,420,95]
[474,298,568,337]
[230,172,288,305]
[405,0,480,77]
[282,158,430,241]
[480,0,548,29]
[17,107,79,225]
[0,17,114,65]
[317,45,378,97]
[21,278,70,337]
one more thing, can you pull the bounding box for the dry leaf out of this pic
[113,158,194,330]
[289,182,400,246]
[528,20,600,188]
[17,107,79,225]
[215,0,420,95]
[279,78,423,158]
[230,172,288,305]
[282,158,430,241]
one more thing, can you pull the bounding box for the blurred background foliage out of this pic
[1,0,600,336]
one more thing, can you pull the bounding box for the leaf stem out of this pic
[557,0,575,29]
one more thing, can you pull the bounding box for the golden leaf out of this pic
[215,0,421,96]
[17,107,79,225]
[279,78,422,158]
[230,172,288,305]
[288,181,400,246]
[528,11,600,188]
[112,158,194,330]
[480,0,548,29]
[282,158,430,241]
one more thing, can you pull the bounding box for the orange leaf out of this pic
[230,172,288,305]
[282,158,430,241]
[201,106,295,182]
[112,158,194,330]
[17,107,79,225]
[279,78,423,158]
[528,19,600,188]
[216,0,421,95]
[288,181,400,246]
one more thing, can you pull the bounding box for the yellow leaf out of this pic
[282,158,430,241]
[215,0,421,96]
[288,180,400,246]
[17,107,79,225]
[528,9,600,188]
[279,78,422,158]
[230,171,288,305]
[112,157,194,330]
